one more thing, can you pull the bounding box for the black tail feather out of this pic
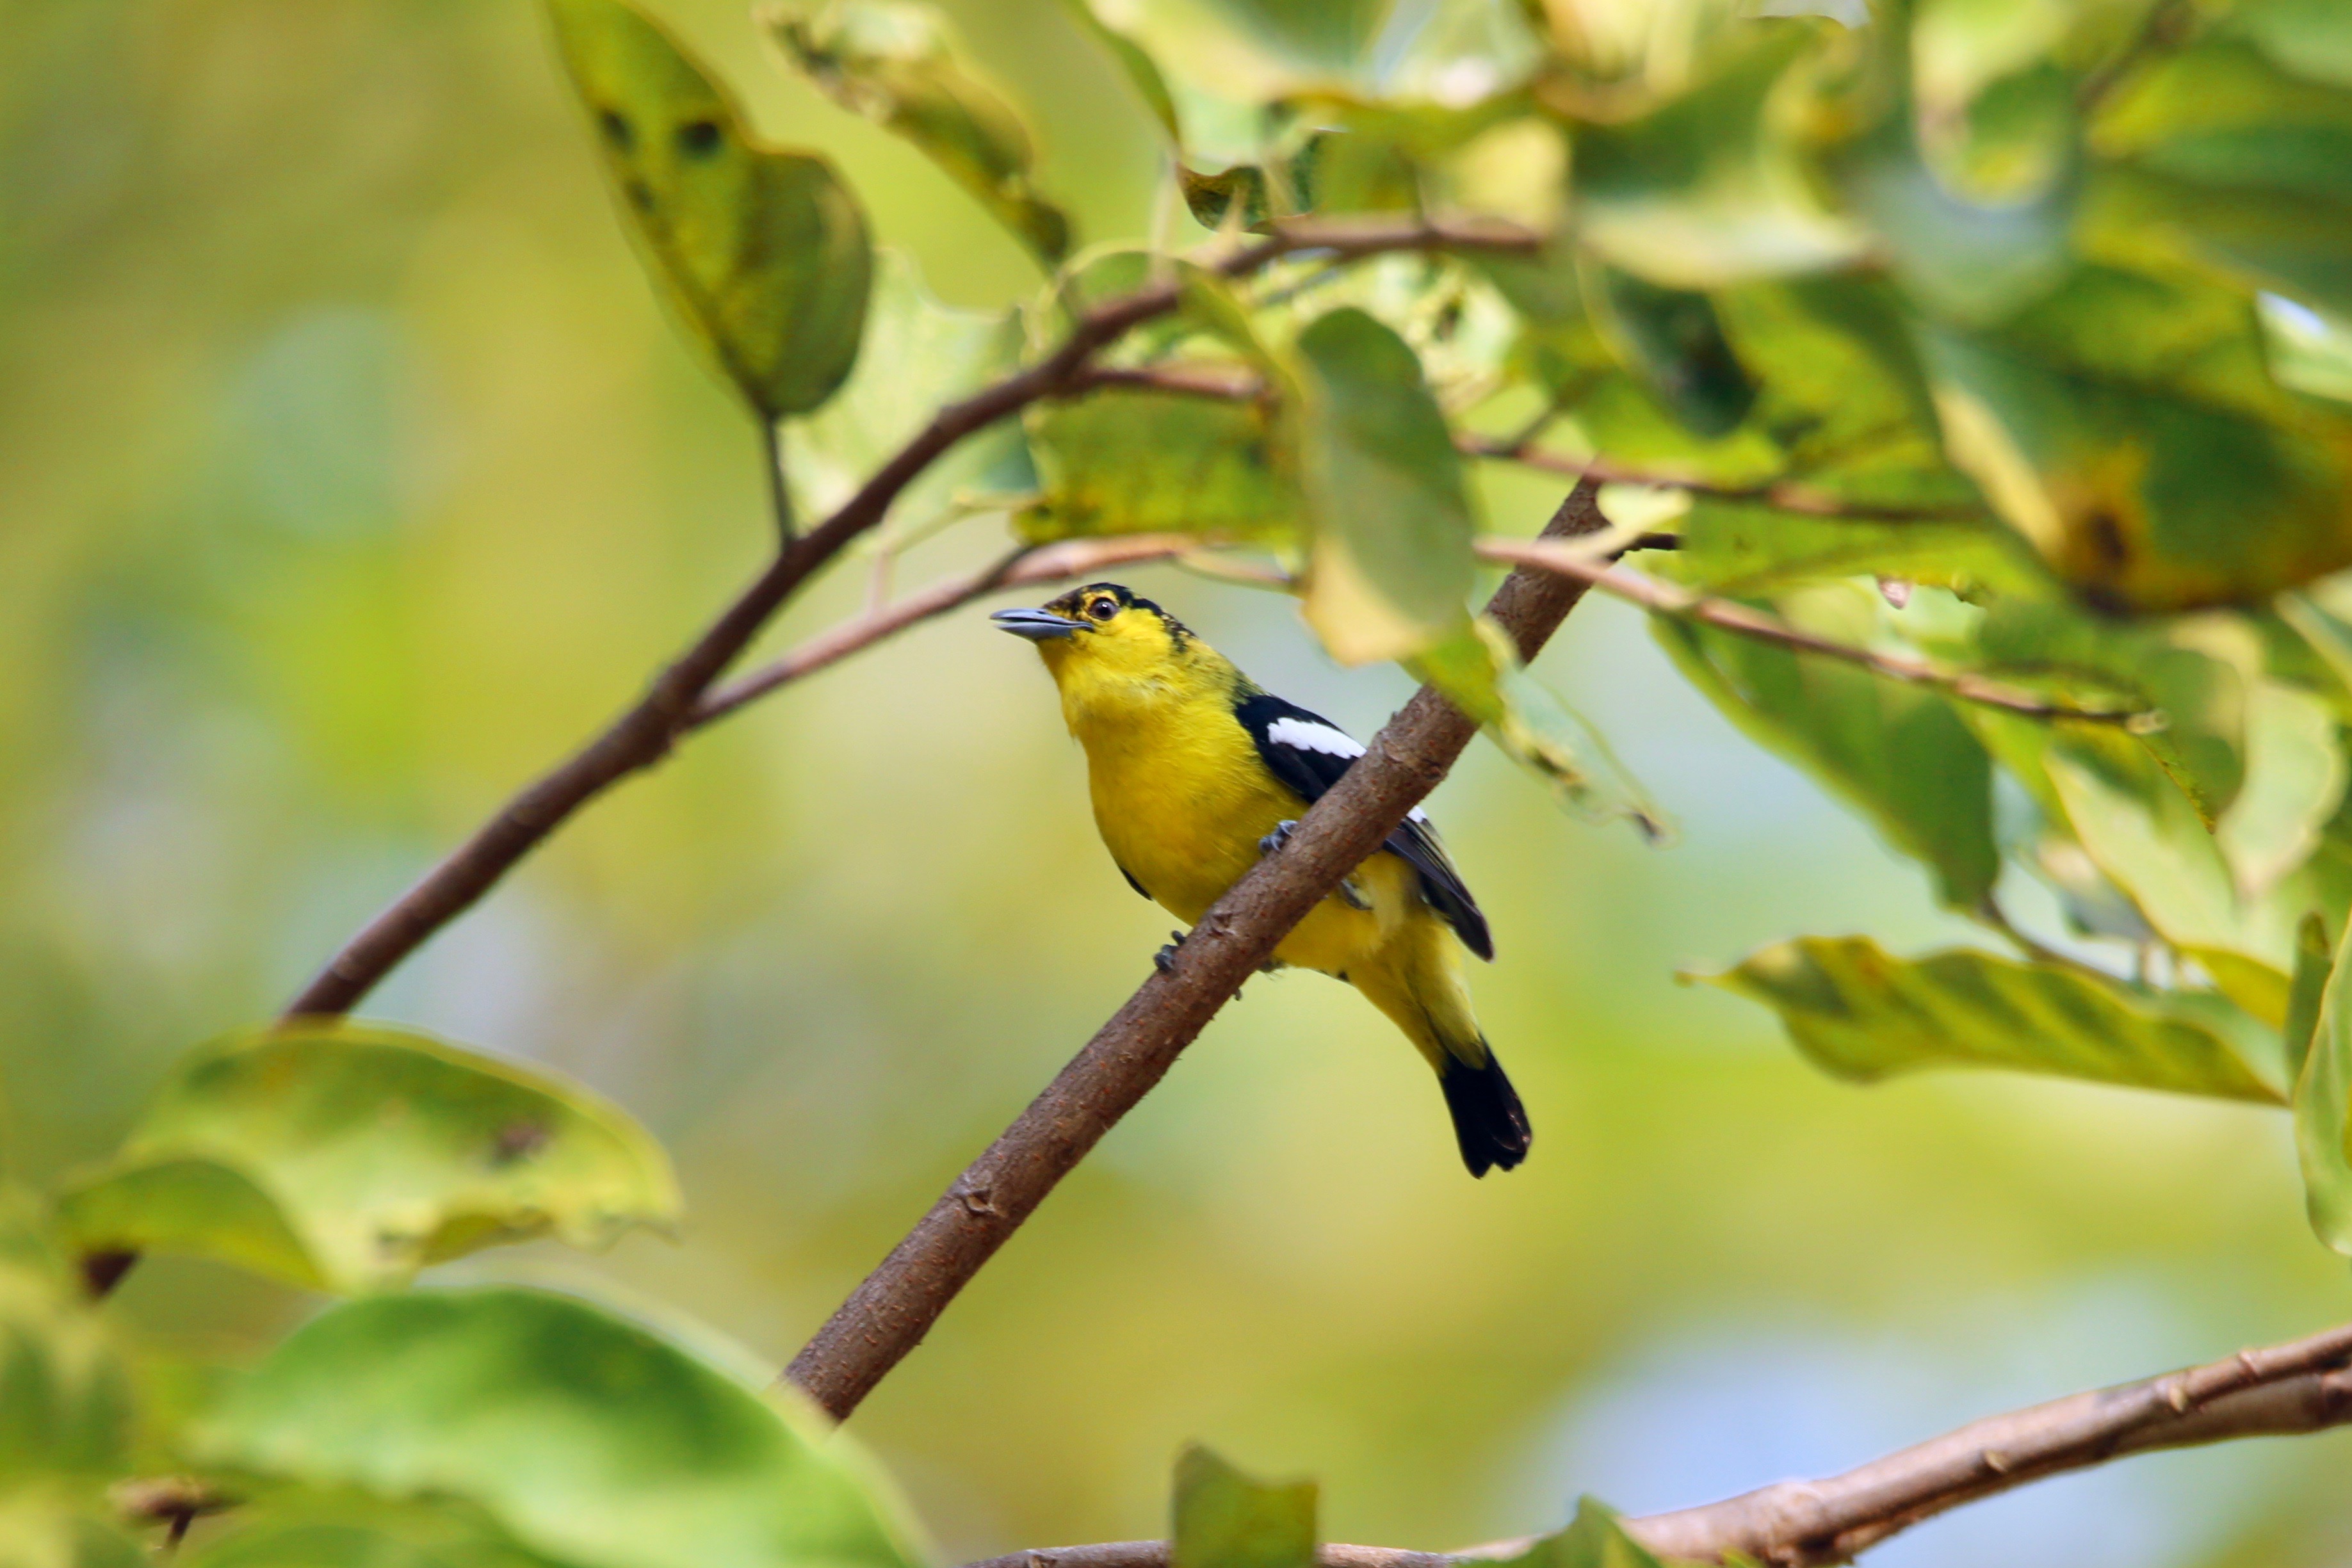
[1438,1049,1530,1177]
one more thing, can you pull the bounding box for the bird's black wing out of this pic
[1231,690,1493,960]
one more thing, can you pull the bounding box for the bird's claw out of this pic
[1155,929,1186,974]
[1337,877,1370,911]
[1258,820,1297,858]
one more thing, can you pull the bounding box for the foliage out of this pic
[19,0,2352,1560]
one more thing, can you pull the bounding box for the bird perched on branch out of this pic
[992,582,1528,1176]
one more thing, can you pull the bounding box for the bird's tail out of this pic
[1350,933,1531,1177]
[1437,1049,1530,1178]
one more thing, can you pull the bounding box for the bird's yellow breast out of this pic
[1052,659,1396,976]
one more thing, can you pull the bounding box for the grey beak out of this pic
[991,608,1084,641]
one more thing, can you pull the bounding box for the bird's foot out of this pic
[1258,820,1297,858]
[1336,877,1370,911]
[1155,930,1187,974]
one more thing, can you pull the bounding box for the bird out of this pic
[991,581,1529,1176]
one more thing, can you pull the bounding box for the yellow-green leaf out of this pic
[56,1022,680,1295]
[768,1,1071,266]
[549,0,871,417]
[1706,935,2284,1102]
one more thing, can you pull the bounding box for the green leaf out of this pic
[1977,597,2248,816]
[1671,499,2031,601]
[1920,264,2352,613]
[1587,268,1755,440]
[547,0,872,418]
[1705,935,2285,1103]
[1651,587,1999,909]
[1710,273,1965,504]
[0,1192,141,1568]
[786,250,1026,528]
[1170,1446,1315,1568]
[2094,40,2352,319]
[195,1288,923,1568]
[2237,0,2352,88]
[1837,0,2075,323]
[56,1022,680,1295]
[768,1,1071,266]
[2292,909,2352,1253]
[0,1191,132,1484]
[1291,307,1478,663]
[1491,1498,1667,1568]
[2044,746,2300,1013]
[189,1497,560,1568]
[1572,23,1865,287]
[1414,617,1669,839]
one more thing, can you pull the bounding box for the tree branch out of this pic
[277,214,1536,1024]
[1473,538,2152,727]
[779,480,1610,1421]
[954,1320,2352,1568]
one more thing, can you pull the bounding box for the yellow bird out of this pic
[993,582,1528,1176]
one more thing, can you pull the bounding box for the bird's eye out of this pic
[1087,597,1117,621]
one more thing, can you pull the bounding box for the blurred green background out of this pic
[6,2,2350,1564]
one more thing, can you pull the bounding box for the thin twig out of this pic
[690,535,1204,729]
[1474,538,2151,727]
[953,1321,2352,1568]
[779,480,1611,1421]
[274,214,1536,1025]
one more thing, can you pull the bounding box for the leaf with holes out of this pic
[768,1,1071,265]
[56,1023,679,1295]
[548,0,871,417]
[193,1289,922,1568]
[1707,935,2285,1102]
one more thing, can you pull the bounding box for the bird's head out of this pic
[990,583,1195,688]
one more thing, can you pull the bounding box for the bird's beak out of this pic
[991,608,1084,641]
